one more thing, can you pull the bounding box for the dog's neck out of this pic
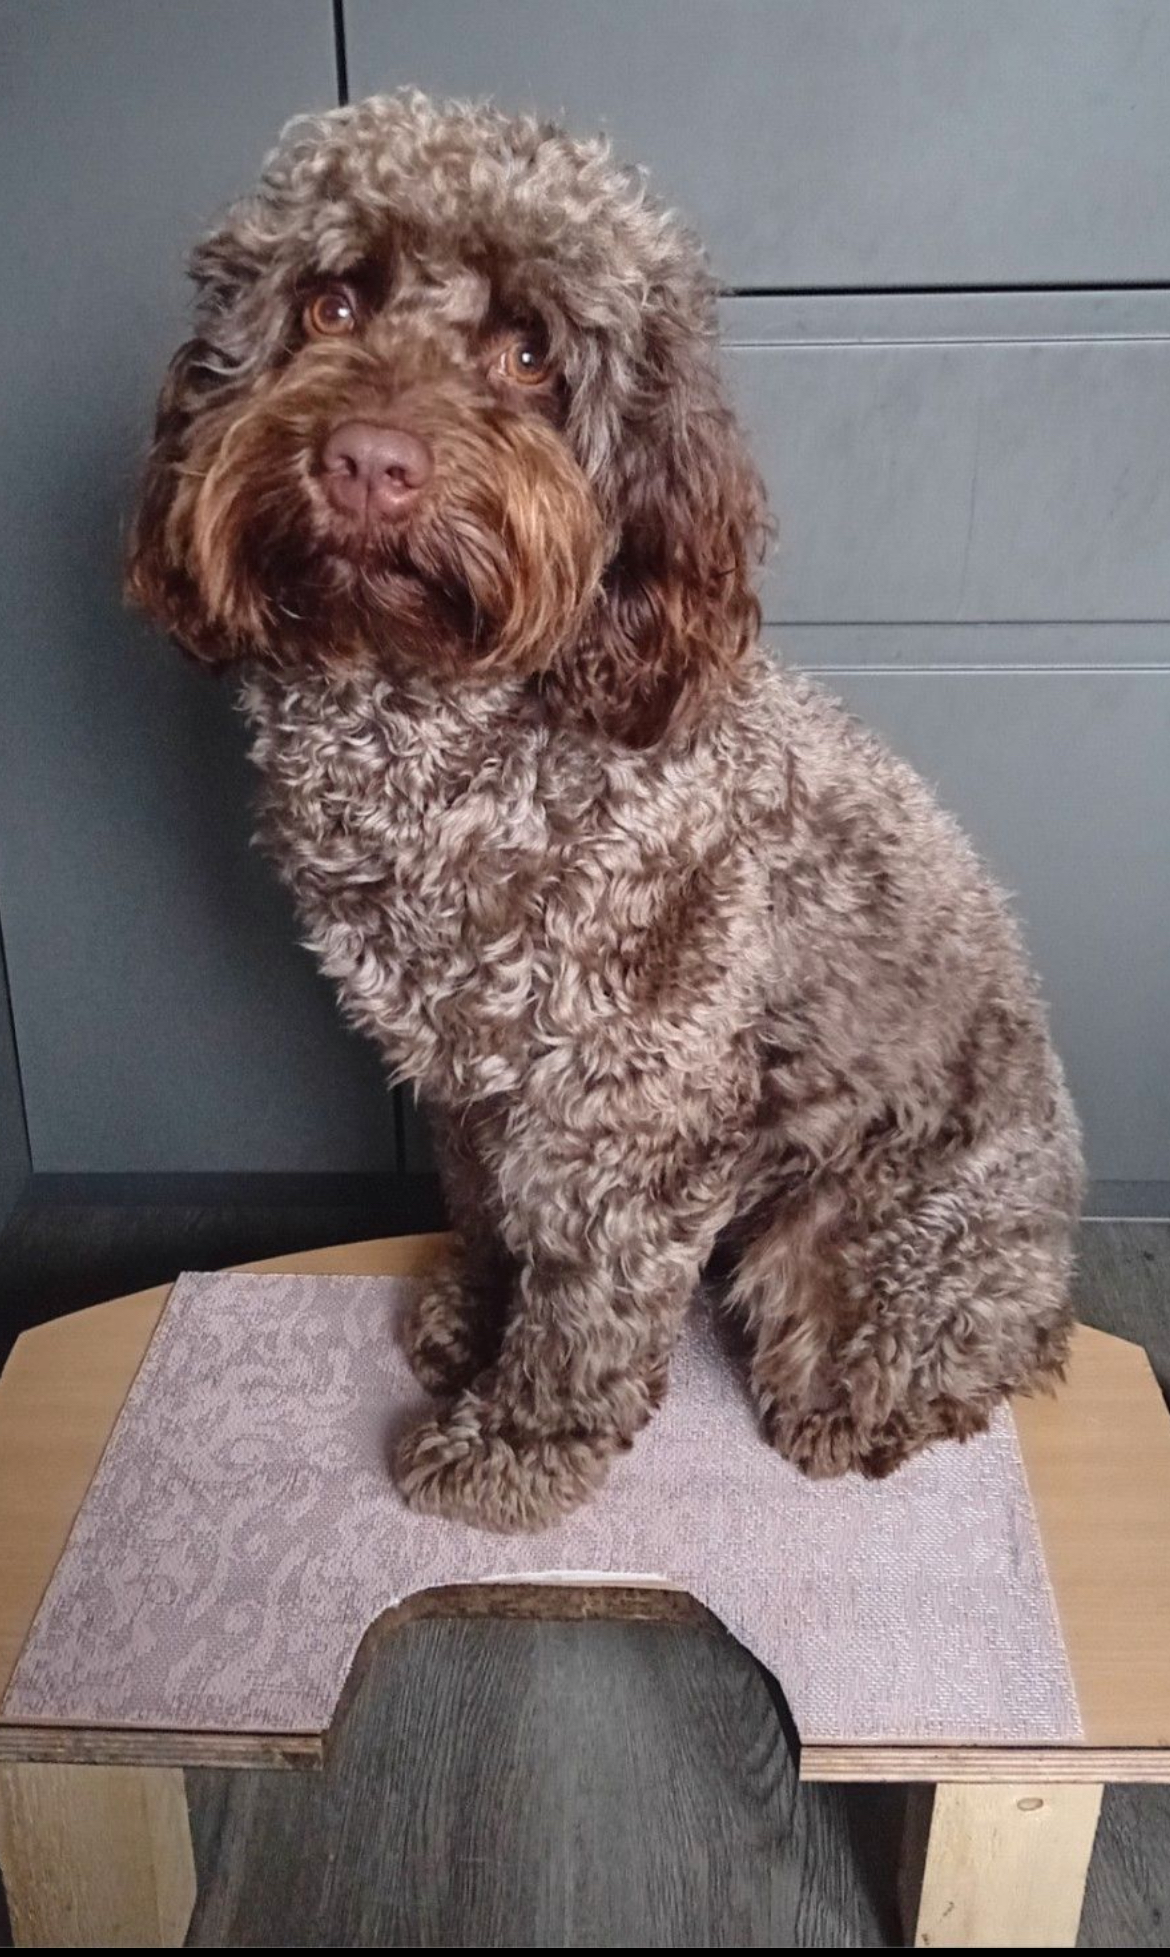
[240,655,534,745]
[239,655,556,810]
[237,650,767,846]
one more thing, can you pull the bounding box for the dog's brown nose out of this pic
[320,421,433,519]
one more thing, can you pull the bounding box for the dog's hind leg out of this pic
[731,1131,1078,1480]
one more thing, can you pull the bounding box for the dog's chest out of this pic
[242,669,723,1098]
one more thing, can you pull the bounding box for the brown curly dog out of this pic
[127,91,1083,1532]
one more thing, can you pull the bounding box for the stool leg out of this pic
[900,1780,1103,1948]
[0,1763,195,1947]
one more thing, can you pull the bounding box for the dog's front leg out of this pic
[398,1105,515,1398]
[394,1206,712,1532]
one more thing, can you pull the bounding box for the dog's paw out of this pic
[763,1404,915,1481]
[398,1258,500,1398]
[763,1405,860,1479]
[763,1389,990,1480]
[394,1402,610,1532]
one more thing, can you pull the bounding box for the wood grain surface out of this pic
[0,1761,194,1946]
[187,1617,861,1949]
[902,1781,1103,1947]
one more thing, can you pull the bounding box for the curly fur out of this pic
[127,92,1083,1531]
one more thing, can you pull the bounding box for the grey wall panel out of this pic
[0,936,30,1226]
[345,0,1170,289]
[720,296,1170,625]
[720,291,1170,347]
[825,670,1170,1185]
[0,1,399,1172]
[776,624,1170,672]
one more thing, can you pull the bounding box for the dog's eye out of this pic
[498,335,553,387]
[303,285,359,339]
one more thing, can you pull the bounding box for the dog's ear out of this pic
[124,338,242,665]
[543,313,768,748]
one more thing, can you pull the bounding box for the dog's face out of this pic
[127,93,765,744]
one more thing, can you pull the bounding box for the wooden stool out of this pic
[1,1233,1168,1948]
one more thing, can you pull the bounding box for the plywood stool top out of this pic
[1,1233,1168,1784]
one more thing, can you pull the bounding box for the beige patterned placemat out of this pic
[3,1271,1081,1743]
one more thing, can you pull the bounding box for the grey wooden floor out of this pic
[0,1209,1166,1945]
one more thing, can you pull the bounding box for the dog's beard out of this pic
[164,355,607,677]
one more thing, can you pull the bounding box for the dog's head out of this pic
[127,92,767,746]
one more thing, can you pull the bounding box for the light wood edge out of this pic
[1013,1322,1170,1749]
[0,1762,196,1946]
[3,1238,1170,1784]
[0,1726,323,1771]
[5,1734,1169,1782]
[901,1781,1103,1948]
[800,1745,1169,1785]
